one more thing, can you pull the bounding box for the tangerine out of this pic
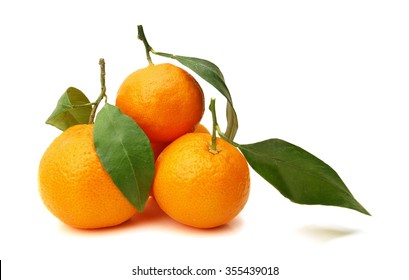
[151,141,169,160]
[116,63,205,143]
[152,133,250,228]
[38,124,136,229]
[150,124,210,161]
[194,123,210,134]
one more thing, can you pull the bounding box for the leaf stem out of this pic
[216,124,240,148]
[208,98,220,154]
[137,25,154,65]
[89,58,107,124]
[208,99,240,153]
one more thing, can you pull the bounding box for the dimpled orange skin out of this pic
[116,63,205,143]
[38,124,137,229]
[153,133,250,229]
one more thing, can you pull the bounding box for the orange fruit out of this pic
[150,124,209,161]
[150,124,209,160]
[194,123,210,134]
[116,63,205,143]
[38,124,136,229]
[152,133,250,228]
[149,125,210,198]
[151,141,170,160]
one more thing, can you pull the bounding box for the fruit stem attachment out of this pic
[209,98,240,151]
[89,58,108,124]
[138,25,154,65]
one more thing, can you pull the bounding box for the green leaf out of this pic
[239,139,370,215]
[46,87,92,131]
[93,103,155,212]
[155,52,239,140]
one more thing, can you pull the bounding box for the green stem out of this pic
[209,99,240,149]
[208,99,241,153]
[137,25,154,65]
[215,125,240,148]
[208,99,219,154]
[89,58,107,124]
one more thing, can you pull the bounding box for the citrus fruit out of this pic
[151,141,169,160]
[38,124,137,229]
[194,123,210,134]
[150,124,210,161]
[152,133,250,228]
[116,63,205,143]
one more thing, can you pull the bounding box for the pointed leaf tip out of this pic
[239,139,370,215]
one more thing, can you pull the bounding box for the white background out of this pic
[1,0,408,279]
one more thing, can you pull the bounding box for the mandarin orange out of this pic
[38,124,137,229]
[153,133,250,228]
[116,63,205,143]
